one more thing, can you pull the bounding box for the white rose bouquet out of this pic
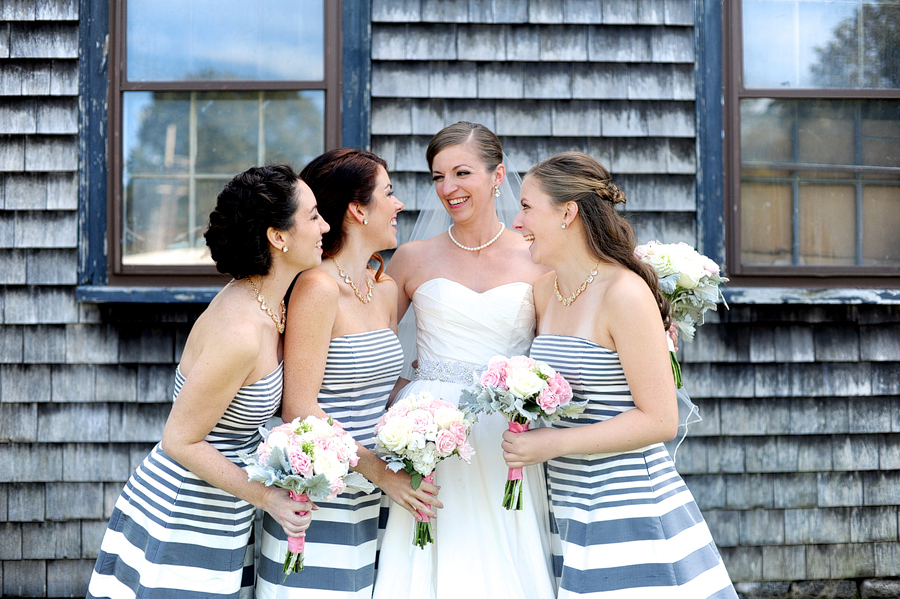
[239,416,374,578]
[634,240,729,388]
[374,391,475,548]
[460,355,586,510]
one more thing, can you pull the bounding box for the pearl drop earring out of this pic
[561,223,567,229]
[282,246,288,252]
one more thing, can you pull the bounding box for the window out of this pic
[105,0,341,285]
[724,1,900,283]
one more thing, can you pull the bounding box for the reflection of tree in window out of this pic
[810,3,900,89]
[123,85,324,264]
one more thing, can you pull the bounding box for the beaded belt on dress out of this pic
[414,359,484,384]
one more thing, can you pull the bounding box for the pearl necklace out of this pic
[554,262,600,307]
[247,277,286,333]
[448,222,505,252]
[333,259,374,304]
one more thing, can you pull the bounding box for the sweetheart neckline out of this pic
[413,277,533,298]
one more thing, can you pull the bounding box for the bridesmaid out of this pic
[255,149,442,598]
[506,152,737,597]
[87,165,324,598]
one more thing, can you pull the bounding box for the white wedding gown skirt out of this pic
[373,278,557,599]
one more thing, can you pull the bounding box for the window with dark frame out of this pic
[107,0,341,285]
[724,0,900,283]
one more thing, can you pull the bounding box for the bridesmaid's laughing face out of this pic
[514,175,563,266]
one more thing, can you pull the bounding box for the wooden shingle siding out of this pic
[677,305,900,585]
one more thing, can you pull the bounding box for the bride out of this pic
[373,122,556,598]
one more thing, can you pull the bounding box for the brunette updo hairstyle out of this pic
[204,164,301,279]
[527,152,672,330]
[426,121,503,173]
[299,149,389,280]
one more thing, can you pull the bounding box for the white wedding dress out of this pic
[373,278,557,599]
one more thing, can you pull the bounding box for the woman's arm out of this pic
[502,275,678,466]
[283,269,441,519]
[161,324,313,537]
[384,242,417,322]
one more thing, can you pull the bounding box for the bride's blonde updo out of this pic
[527,152,672,330]
[426,121,503,172]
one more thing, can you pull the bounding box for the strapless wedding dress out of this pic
[373,278,557,599]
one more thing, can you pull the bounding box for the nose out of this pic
[395,197,404,212]
[512,209,525,231]
[321,218,331,234]
[439,177,457,197]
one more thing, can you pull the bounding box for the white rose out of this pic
[313,450,347,480]
[506,368,547,399]
[378,418,412,452]
[433,406,464,429]
[306,416,335,437]
[265,430,290,450]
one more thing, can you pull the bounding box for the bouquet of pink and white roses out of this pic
[374,391,474,548]
[460,355,585,510]
[634,240,729,388]
[240,415,374,578]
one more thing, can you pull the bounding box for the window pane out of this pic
[741,182,793,265]
[739,97,900,268]
[743,0,900,89]
[126,0,324,81]
[741,99,793,164]
[122,90,324,266]
[799,184,857,265]
[862,185,900,264]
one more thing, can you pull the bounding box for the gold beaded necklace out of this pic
[247,277,286,333]
[554,261,600,307]
[333,259,374,304]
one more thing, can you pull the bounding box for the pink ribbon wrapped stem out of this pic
[507,421,530,481]
[287,491,309,553]
[414,473,435,523]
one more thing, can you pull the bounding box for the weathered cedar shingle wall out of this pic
[680,304,900,586]
[0,3,198,595]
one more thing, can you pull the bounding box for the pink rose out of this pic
[288,448,313,477]
[326,436,350,461]
[456,441,474,462]
[536,388,560,414]
[349,454,359,468]
[410,410,434,433]
[449,422,468,445]
[549,373,572,405]
[435,429,458,457]
[702,257,720,275]
[328,477,346,499]
[506,355,535,373]
[480,361,508,388]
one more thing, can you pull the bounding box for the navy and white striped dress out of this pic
[255,328,403,598]
[87,362,284,599]
[531,335,737,598]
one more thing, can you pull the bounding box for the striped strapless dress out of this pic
[255,328,403,598]
[87,362,284,599]
[531,335,737,598]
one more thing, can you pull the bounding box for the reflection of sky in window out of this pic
[127,0,324,81]
[743,0,859,88]
[122,91,155,185]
